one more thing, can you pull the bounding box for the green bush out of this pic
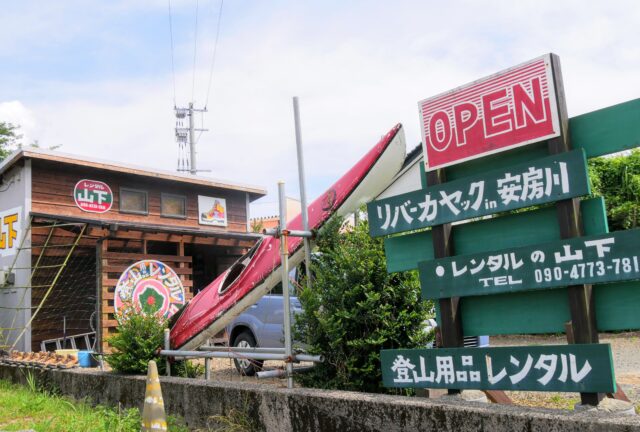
[294,215,431,393]
[589,149,640,231]
[106,306,167,374]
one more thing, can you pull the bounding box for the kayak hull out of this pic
[170,124,406,350]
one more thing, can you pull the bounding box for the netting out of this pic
[0,220,96,352]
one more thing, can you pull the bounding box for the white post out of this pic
[278,181,294,389]
[164,328,171,377]
[204,357,211,380]
[292,97,312,290]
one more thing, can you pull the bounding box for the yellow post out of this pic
[141,360,167,431]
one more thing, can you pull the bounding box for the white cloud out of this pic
[0,101,39,146]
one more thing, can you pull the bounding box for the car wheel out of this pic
[232,331,264,376]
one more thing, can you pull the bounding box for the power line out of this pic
[191,0,200,103]
[167,0,177,106]
[204,0,224,109]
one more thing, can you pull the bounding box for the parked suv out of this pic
[226,280,302,375]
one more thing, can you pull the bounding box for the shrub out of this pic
[294,215,430,393]
[106,305,167,374]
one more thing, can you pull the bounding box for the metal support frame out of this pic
[159,349,323,363]
[293,97,313,291]
[278,181,295,389]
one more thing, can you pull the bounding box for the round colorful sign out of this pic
[114,260,186,318]
[74,179,113,213]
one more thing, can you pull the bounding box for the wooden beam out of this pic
[548,53,602,407]
[426,169,464,397]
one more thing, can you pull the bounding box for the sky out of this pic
[1,1,639,217]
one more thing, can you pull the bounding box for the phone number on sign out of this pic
[534,256,640,283]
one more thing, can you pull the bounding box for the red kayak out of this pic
[170,124,407,350]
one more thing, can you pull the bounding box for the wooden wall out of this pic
[31,160,249,233]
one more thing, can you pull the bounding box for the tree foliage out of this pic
[294,215,430,393]
[0,122,20,161]
[589,149,640,231]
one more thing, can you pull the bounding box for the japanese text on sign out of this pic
[381,345,615,393]
[419,229,640,299]
[419,54,560,170]
[74,179,113,213]
[367,150,589,237]
[0,207,21,258]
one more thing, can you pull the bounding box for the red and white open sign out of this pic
[419,54,561,171]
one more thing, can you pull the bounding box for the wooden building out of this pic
[0,147,266,352]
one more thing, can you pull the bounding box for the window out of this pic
[119,188,148,215]
[161,193,187,218]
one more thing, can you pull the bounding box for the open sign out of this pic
[419,54,561,171]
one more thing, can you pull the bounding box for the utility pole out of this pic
[175,103,208,174]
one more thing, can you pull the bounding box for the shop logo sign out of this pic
[74,179,113,213]
[114,260,186,318]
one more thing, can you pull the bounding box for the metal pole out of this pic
[279,181,294,389]
[159,349,323,362]
[164,328,171,377]
[199,346,286,353]
[189,102,196,175]
[293,97,312,290]
[204,357,211,380]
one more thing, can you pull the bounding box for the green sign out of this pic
[419,229,640,299]
[381,344,615,393]
[367,150,589,237]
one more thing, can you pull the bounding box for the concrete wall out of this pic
[1,365,638,432]
[0,161,31,351]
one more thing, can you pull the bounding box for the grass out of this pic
[0,378,189,432]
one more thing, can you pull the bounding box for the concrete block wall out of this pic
[1,365,639,431]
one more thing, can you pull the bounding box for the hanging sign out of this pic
[367,150,589,237]
[114,260,185,318]
[198,195,228,226]
[381,344,615,393]
[419,229,640,299]
[0,207,21,258]
[419,54,560,171]
[74,179,113,213]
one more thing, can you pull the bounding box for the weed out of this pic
[174,359,205,378]
[208,395,257,432]
[209,408,255,432]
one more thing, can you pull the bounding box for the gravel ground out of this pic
[491,332,640,409]
[201,332,640,410]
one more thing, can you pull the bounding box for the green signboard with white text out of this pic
[368,149,590,237]
[419,229,640,299]
[381,344,615,393]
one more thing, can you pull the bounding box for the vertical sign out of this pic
[0,207,21,258]
[419,54,561,170]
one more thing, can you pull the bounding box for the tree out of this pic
[0,122,20,161]
[589,149,640,231]
[294,215,430,393]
